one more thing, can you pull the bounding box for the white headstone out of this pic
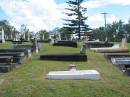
[0,27,5,43]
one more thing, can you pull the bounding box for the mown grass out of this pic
[0,42,130,97]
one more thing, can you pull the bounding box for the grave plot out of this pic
[12,41,22,44]
[12,38,40,54]
[0,49,31,59]
[104,53,130,60]
[111,57,130,75]
[0,56,15,72]
[47,70,101,80]
[90,38,129,53]
[0,47,33,73]
[0,52,25,64]
[40,54,87,61]
[85,42,113,48]
[53,40,77,48]
[111,57,130,65]
[40,45,87,61]
[12,40,29,43]
[37,39,51,43]
[46,65,100,80]
[13,45,34,52]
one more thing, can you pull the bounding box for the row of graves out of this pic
[86,38,130,76]
[0,38,40,73]
[40,39,101,80]
[40,39,86,61]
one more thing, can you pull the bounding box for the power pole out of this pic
[101,12,108,43]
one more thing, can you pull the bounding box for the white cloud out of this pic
[107,0,130,6]
[0,0,63,32]
[0,0,129,32]
[83,0,130,9]
[87,14,118,28]
[82,0,105,9]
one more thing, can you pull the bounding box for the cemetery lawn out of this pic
[0,42,130,97]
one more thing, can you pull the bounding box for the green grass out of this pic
[0,42,130,97]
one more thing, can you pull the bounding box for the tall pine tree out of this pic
[64,0,89,40]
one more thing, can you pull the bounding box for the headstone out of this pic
[120,38,128,48]
[0,27,5,43]
[27,49,32,58]
[80,44,86,55]
[33,38,39,53]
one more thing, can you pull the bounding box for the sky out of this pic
[0,0,130,32]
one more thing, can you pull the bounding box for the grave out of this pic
[46,70,101,80]
[0,56,15,72]
[84,40,113,48]
[12,41,22,44]
[104,53,130,60]
[40,45,87,61]
[53,40,77,48]
[111,57,130,75]
[111,57,130,65]
[40,54,87,61]
[0,49,31,59]
[32,38,39,53]
[90,38,129,53]
[37,39,50,43]
[0,56,13,63]
[0,52,25,64]
[13,45,33,52]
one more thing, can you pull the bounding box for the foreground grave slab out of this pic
[47,70,101,80]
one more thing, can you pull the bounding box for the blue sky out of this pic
[0,0,130,32]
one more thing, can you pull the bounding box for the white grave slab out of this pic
[46,70,101,80]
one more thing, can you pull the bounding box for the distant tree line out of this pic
[0,20,18,40]
[92,20,130,42]
[1,19,130,42]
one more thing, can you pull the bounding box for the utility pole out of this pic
[101,12,108,43]
[77,0,81,40]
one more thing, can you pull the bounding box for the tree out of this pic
[37,30,49,40]
[92,20,127,42]
[64,0,89,40]
[58,27,72,40]
[124,19,130,42]
[0,20,18,40]
[92,27,105,41]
